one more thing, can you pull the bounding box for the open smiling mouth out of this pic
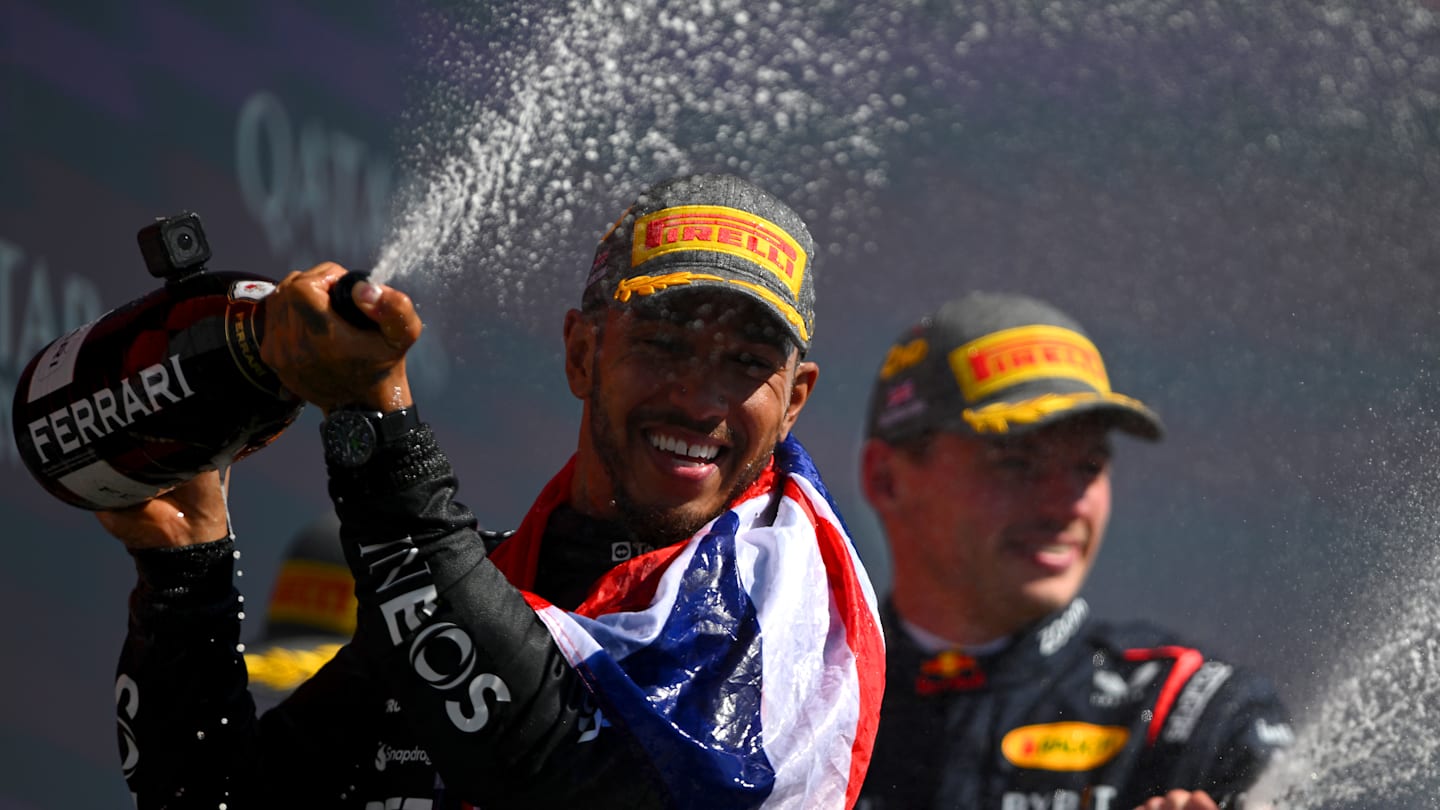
[647,430,724,467]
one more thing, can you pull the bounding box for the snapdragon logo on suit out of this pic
[375,744,432,771]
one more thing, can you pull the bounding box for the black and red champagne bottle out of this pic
[11,212,307,510]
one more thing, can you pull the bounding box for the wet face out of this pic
[563,292,817,547]
[864,416,1113,642]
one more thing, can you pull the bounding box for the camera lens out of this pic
[160,219,209,270]
[139,212,211,278]
[166,225,201,261]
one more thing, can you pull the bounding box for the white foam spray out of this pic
[1242,456,1440,809]
[370,0,1439,331]
[372,0,910,323]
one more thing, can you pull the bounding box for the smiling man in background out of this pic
[855,292,1291,810]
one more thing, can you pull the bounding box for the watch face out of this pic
[323,410,378,468]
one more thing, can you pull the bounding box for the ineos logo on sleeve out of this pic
[408,621,511,733]
[361,539,513,734]
[448,673,511,733]
[409,623,479,690]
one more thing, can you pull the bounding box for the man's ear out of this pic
[860,438,899,513]
[563,309,599,399]
[777,359,819,440]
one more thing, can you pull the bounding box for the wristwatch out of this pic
[320,406,421,468]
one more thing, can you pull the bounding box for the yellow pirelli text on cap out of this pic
[950,325,1110,402]
[268,560,357,636]
[631,205,807,298]
[1001,722,1130,771]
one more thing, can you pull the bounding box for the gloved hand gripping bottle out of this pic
[11,212,306,510]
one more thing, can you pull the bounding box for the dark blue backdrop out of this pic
[3,1,1438,806]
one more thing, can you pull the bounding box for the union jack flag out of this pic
[488,435,885,808]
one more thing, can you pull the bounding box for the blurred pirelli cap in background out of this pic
[244,512,354,711]
[866,292,1163,443]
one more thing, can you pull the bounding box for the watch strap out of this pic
[370,406,422,445]
[321,405,422,470]
[327,423,450,495]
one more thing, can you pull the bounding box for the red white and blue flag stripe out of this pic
[488,436,884,808]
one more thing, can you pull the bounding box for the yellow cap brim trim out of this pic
[614,272,810,343]
[963,392,1153,434]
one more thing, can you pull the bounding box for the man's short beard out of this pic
[609,442,772,548]
[589,368,776,548]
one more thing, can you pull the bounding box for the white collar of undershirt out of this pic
[898,616,1011,657]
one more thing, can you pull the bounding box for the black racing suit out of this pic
[116,426,671,809]
[857,598,1292,810]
